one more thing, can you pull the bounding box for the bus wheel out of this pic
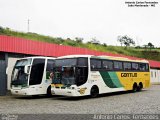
[90,86,99,98]
[132,83,138,92]
[137,83,143,91]
[46,86,52,97]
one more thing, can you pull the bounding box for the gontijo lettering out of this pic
[121,73,137,77]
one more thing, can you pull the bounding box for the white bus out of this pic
[11,56,55,96]
[51,55,150,97]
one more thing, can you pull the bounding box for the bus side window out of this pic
[90,59,102,71]
[139,63,146,71]
[113,61,123,70]
[132,63,139,70]
[102,60,113,70]
[123,62,131,71]
[76,58,88,86]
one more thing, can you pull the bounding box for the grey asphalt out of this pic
[0,85,160,114]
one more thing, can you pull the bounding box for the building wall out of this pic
[150,69,160,83]
[7,57,20,90]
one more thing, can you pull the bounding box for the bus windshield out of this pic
[53,58,77,86]
[11,59,32,87]
[53,66,76,85]
[52,58,88,86]
[55,58,77,67]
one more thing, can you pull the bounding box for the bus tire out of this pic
[46,85,52,97]
[90,85,99,98]
[132,83,138,92]
[137,82,143,91]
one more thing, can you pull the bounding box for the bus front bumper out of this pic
[10,87,40,96]
[51,88,81,96]
[11,88,31,95]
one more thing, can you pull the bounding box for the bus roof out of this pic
[19,56,56,60]
[57,55,94,59]
[57,54,149,63]
[96,55,149,63]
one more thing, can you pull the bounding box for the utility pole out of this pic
[27,19,30,33]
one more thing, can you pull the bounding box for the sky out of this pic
[0,0,160,46]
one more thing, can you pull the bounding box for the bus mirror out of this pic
[6,67,9,74]
[24,65,30,74]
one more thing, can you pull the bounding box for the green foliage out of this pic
[0,27,160,61]
[89,37,101,45]
[103,43,107,47]
[75,37,83,43]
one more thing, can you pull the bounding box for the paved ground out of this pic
[0,85,160,114]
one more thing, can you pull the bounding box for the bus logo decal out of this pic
[121,73,137,77]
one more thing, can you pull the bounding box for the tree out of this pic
[144,42,154,51]
[75,37,83,43]
[148,42,154,49]
[117,36,123,46]
[103,43,107,47]
[143,45,148,49]
[66,38,71,40]
[117,35,135,48]
[143,42,154,51]
[90,37,100,45]
[56,37,64,42]
[0,26,4,34]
